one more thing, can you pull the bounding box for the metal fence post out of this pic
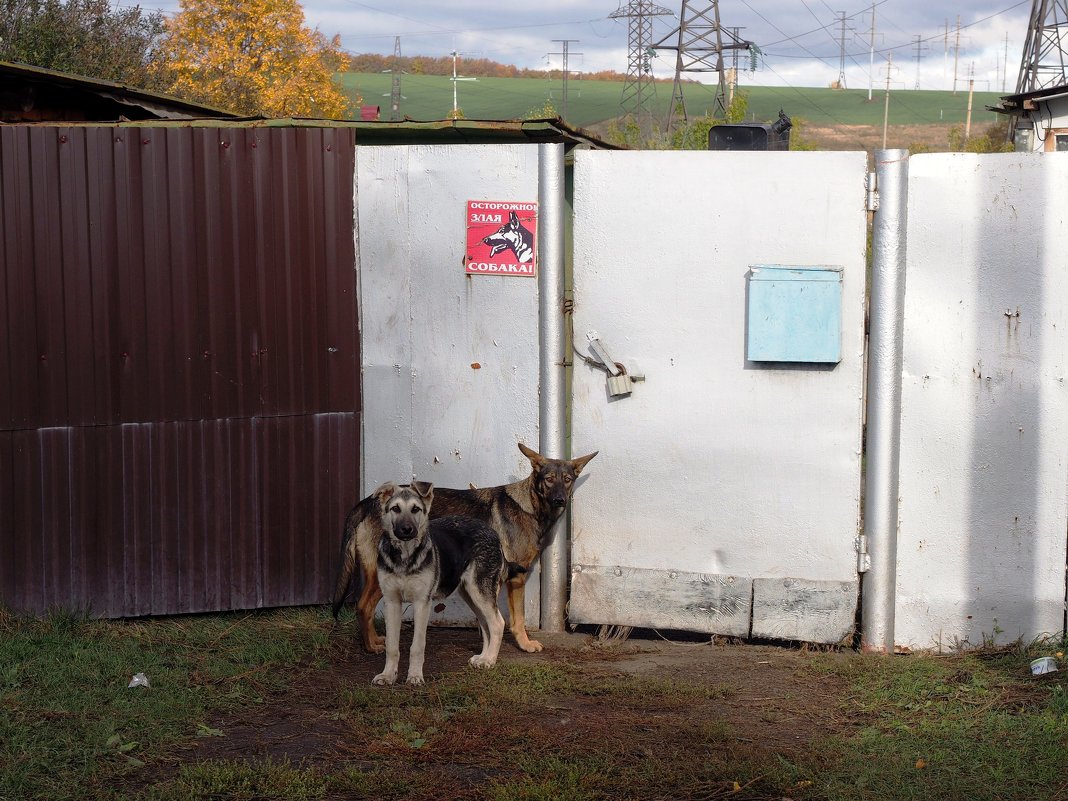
[862,149,909,653]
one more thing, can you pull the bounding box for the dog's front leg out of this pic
[507,574,543,652]
[371,596,402,685]
[405,600,431,685]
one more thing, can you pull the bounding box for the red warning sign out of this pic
[464,200,538,277]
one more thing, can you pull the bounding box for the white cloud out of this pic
[144,0,1036,91]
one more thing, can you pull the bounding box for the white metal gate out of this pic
[894,152,1068,652]
[356,144,544,625]
[567,150,868,644]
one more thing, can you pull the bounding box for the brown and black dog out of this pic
[332,442,597,654]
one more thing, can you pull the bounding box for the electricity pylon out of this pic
[610,0,674,127]
[652,0,751,133]
[1016,0,1068,92]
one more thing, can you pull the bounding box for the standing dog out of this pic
[370,481,521,686]
[332,443,597,654]
[482,211,535,263]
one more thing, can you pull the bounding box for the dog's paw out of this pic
[405,674,425,686]
[371,672,396,686]
[469,654,496,669]
[517,638,544,653]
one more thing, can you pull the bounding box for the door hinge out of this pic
[866,171,879,212]
[856,533,871,573]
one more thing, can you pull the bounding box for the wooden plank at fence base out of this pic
[750,577,857,645]
[569,564,752,637]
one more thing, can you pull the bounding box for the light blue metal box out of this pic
[746,265,843,363]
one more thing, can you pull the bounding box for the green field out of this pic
[338,71,1005,129]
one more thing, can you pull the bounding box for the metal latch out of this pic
[586,331,644,398]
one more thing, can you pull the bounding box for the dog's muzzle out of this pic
[394,524,418,540]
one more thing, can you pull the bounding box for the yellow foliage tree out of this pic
[156,0,350,118]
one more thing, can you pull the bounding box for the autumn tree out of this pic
[0,0,167,88]
[156,0,350,118]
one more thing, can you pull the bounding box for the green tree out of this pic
[787,116,818,151]
[156,0,350,118]
[948,120,1014,153]
[524,98,558,120]
[0,0,167,88]
[668,90,751,150]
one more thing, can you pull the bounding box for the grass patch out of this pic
[336,72,1006,130]
[812,646,1068,801]
[0,607,334,801]
[4,610,1066,801]
[140,758,326,801]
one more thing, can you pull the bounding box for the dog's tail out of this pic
[331,509,364,620]
[506,561,527,581]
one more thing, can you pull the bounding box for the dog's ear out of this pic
[411,480,434,510]
[372,482,398,507]
[570,451,598,474]
[518,442,546,468]
[509,210,520,227]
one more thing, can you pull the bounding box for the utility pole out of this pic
[389,36,403,121]
[965,64,975,139]
[954,16,963,91]
[943,19,949,89]
[550,39,582,121]
[449,50,476,118]
[728,26,745,104]
[867,3,877,100]
[1003,32,1010,92]
[882,51,893,149]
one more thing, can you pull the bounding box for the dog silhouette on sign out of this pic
[482,211,534,263]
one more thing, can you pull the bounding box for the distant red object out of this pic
[360,105,381,120]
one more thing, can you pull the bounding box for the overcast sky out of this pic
[144,0,1035,93]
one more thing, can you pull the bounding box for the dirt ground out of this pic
[170,626,855,783]
[804,123,954,152]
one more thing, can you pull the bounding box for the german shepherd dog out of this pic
[482,211,535,263]
[370,481,521,686]
[332,443,597,654]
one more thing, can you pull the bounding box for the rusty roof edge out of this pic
[1,112,623,148]
[0,60,238,118]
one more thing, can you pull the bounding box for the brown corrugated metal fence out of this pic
[0,125,360,617]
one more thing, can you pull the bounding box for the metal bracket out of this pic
[866,171,879,212]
